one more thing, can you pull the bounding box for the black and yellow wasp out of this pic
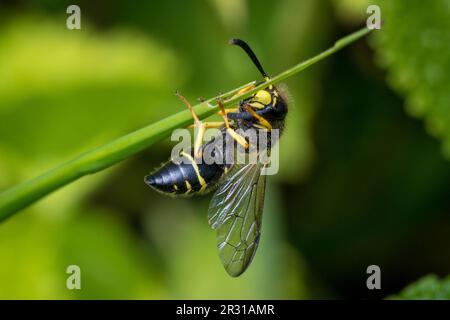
[145,39,288,277]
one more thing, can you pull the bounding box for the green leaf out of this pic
[371,0,450,156]
[389,274,450,300]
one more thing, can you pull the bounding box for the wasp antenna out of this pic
[229,38,268,78]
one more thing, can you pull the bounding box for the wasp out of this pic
[145,39,288,277]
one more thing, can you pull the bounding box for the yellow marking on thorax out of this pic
[253,90,272,106]
[181,151,207,191]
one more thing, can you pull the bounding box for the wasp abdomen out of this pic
[145,151,225,196]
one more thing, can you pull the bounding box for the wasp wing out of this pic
[207,162,267,277]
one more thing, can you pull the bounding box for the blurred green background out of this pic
[1,0,450,299]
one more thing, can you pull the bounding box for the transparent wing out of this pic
[207,162,267,277]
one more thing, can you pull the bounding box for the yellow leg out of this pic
[233,84,256,97]
[243,105,272,130]
[216,100,249,150]
[215,83,254,116]
[176,91,206,159]
[215,83,255,117]
[213,84,255,117]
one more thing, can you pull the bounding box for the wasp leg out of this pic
[215,83,255,116]
[217,99,249,150]
[217,83,256,116]
[243,105,272,130]
[176,91,206,159]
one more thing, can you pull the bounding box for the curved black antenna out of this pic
[229,38,268,78]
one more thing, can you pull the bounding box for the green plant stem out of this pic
[0,26,372,222]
